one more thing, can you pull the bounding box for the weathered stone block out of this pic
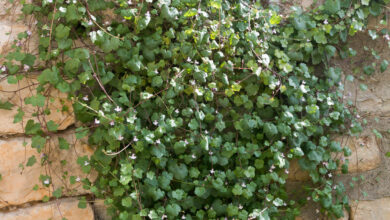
[351,198,390,220]
[337,135,381,173]
[0,76,75,135]
[0,198,94,220]
[0,132,96,208]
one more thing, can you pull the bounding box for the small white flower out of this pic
[115,106,122,112]
[190,80,196,85]
[107,26,112,31]
[26,30,32,36]
[110,121,115,126]
[187,57,192,62]
[241,182,246,188]
[285,169,289,174]
[95,118,100,124]
[204,130,208,134]
[76,177,81,182]
[307,197,311,201]
[44,179,50,185]
[270,165,275,170]
[153,120,159,126]
[324,19,328,24]
[162,214,167,219]
[59,7,67,13]
[73,0,77,3]
[175,109,179,114]
[333,185,337,190]
[47,0,53,3]
[24,65,30,71]
[184,139,189,145]
[328,173,332,178]
[209,151,213,155]
[156,139,161,144]
[127,0,132,4]
[129,153,137,160]
[384,34,390,41]
[210,169,215,174]
[133,136,139,142]
[117,135,124,141]
[191,154,196,159]
[84,161,89,166]
[40,153,46,158]
[82,95,89,101]
[316,209,320,213]
[181,215,186,219]
[87,20,93,26]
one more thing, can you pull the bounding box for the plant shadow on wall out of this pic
[1,0,390,219]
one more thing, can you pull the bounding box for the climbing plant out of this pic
[2,0,390,219]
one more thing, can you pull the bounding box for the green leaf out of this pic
[55,24,70,40]
[58,137,70,150]
[25,94,45,107]
[381,60,388,72]
[361,0,370,5]
[184,8,197,17]
[46,120,58,132]
[78,197,87,209]
[0,100,13,110]
[121,197,133,208]
[53,188,62,198]
[194,187,206,197]
[26,155,37,167]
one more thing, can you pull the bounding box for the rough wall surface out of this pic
[0,1,388,220]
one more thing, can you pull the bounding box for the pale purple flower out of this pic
[285,169,289,174]
[209,151,213,155]
[76,177,81,182]
[117,135,124,141]
[1,66,6,72]
[115,106,122,112]
[384,34,390,41]
[127,0,132,5]
[109,121,115,126]
[210,169,215,174]
[184,139,189,145]
[175,109,179,114]
[83,95,89,101]
[129,153,137,160]
[87,20,93,26]
[94,118,100,124]
[156,139,161,144]
[162,214,167,219]
[324,19,328,24]
[44,179,50,185]
[153,120,159,126]
[26,30,32,36]
[181,215,186,219]
[133,136,139,142]
[47,0,53,3]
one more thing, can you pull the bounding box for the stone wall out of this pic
[0,1,389,220]
[0,1,96,219]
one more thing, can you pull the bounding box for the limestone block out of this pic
[93,199,112,220]
[0,198,94,220]
[0,76,75,135]
[0,132,97,208]
[337,135,381,173]
[351,198,390,220]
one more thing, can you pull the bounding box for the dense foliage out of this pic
[2,0,389,219]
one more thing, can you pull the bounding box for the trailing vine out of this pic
[2,0,390,219]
